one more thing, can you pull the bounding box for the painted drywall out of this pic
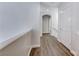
[58,2,79,55]
[0,2,40,47]
[40,5,58,37]
[58,3,72,50]
[50,8,58,38]
[71,3,79,55]
[0,31,31,56]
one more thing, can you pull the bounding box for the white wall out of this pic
[0,2,40,51]
[71,3,79,55]
[40,5,58,37]
[0,31,31,56]
[58,2,79,55]
[58,3,72,50]
[51,8,58,38]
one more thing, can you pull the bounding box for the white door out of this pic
[42,15,50,33]
[58,7,72,49]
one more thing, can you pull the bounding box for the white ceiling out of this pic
[40,2,61,8]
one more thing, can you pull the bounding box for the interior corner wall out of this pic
[40,5,58,38]
[0,2,41,47]
[30,3,41,46]
[58,2,79,55]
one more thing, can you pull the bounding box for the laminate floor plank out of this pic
[30,34,73,56]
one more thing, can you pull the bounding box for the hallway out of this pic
[30,34,73,56]
[0,2,79,56]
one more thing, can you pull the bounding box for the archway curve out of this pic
[42,15,51,18]
[42,14,51,18]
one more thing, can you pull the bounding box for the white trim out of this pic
[59,41,77,56]
[56,40,76,56]
[31,45,40,48]
[0,27,32,50]
[27,44,77,56]
[27,45,40,56]
[27,47,32,56]
[70,49,77,56]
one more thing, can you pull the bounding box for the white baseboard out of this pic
[27,44,77,56]
[27,47,32,56]
[50,33,58,38]
[27,44,40,56]
[57,41,77,56]
[31,45,40,48]
[70,49,77,56]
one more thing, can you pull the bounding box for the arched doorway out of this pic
[42,15,51,34]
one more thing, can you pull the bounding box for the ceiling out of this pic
[40,2,61,8]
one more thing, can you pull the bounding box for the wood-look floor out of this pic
[30,34,74,56]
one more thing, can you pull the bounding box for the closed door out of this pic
[42,15,50,33]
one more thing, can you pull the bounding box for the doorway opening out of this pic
[42,15,51,35]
